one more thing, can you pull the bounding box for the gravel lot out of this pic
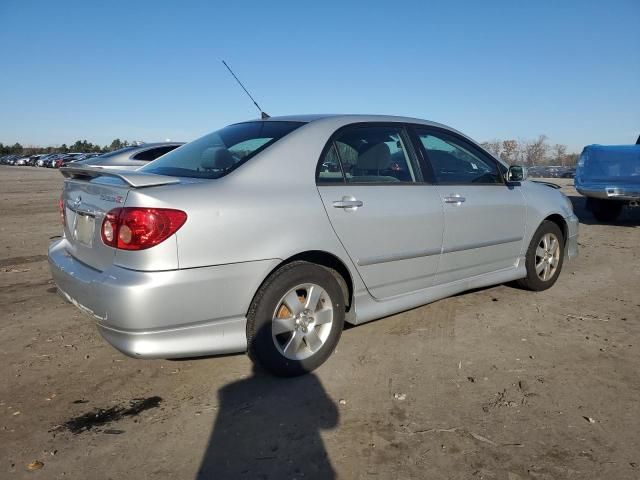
[1,165,639,479]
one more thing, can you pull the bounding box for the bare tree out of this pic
[478,135,577,167]
[565,153,579,166]
[552,144,567,166]
[524,135,548,166]
[481,140,502,159]
[501,140,518,164]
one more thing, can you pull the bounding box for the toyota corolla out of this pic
[48,115,578,376]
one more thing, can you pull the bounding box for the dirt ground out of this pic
[1,165,639,480]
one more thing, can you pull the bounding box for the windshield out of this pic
[141,121,304,179]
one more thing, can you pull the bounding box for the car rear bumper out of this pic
[576,183,640,201]
[48,238,281,358]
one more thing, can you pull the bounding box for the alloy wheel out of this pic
[535,232,560,281]
[271,283,334,360]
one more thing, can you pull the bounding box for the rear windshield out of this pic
[141,121,304,179]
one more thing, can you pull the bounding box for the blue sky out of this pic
[1,0,638,152]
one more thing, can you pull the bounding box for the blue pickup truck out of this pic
[575,139,640,222]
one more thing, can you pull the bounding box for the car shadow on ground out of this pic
[196,363,338,479]
[567,194,640,227]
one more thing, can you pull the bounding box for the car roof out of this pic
[584,144,640,152]
[238,114,468,140]
[245,113,453,129]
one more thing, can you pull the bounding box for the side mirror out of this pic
[507,165,527,182]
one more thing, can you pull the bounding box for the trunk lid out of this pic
[60,167,180,271]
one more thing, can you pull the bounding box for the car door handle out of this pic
[443,194,466,204]
[333,196,363,209]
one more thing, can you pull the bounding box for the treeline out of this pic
[0,139,140,156]
[480,135,579,166]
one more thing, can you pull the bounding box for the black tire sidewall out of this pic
[247,261,345,376]
[523,221,565,291]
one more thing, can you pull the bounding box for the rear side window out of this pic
[141,121,304,179]
[318,125,422,184]
[415,129,503,185]
[132,145,180,161]
[317,144,345,183]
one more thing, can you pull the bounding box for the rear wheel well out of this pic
[251,251,354,315]
[282,251,353,312]
[543,214,568,245]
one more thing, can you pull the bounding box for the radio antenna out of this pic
[222,60,270,119]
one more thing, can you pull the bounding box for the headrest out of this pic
[201,147,234,170]
[357,143,391,171]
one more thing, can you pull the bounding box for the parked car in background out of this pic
[48,153,70,167]
[36,154,57,167]
[49,114,578,376]
[560,167,576,178]
[28,154,49,166]
[45,155,58,168]
[0,155,20,165]
[14,156,31,166]
[53,153,84,168]
[76,142,184,170]
[73,153,101,162]
[575,144,640,221]
[527,166,544,178]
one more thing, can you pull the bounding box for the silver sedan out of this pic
[48,115,579,376]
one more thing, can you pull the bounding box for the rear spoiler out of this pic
[60,166,180,188]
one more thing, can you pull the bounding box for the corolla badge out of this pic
[73,196,82,209]
[99,194,124,203]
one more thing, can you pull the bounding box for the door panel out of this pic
[412,126,526,284]
[318,185,444,299]
[435,185,525,284]
[316,124,444,299]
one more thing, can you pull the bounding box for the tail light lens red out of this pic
[101,208,187,250]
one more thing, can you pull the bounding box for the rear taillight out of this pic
[58,196,66,226]
[101,207,187,250]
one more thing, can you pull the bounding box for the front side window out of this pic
[141,121,303,179]
[415,129,503,185]
[317,125,422,184]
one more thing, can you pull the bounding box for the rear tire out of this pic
[587,198,623,222]
[517,220,565,291]
[247,261,345,377]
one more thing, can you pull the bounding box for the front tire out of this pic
[247,261,345,376]
[517,220,565,291]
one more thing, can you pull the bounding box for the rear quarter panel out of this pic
[124,121,363,293]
